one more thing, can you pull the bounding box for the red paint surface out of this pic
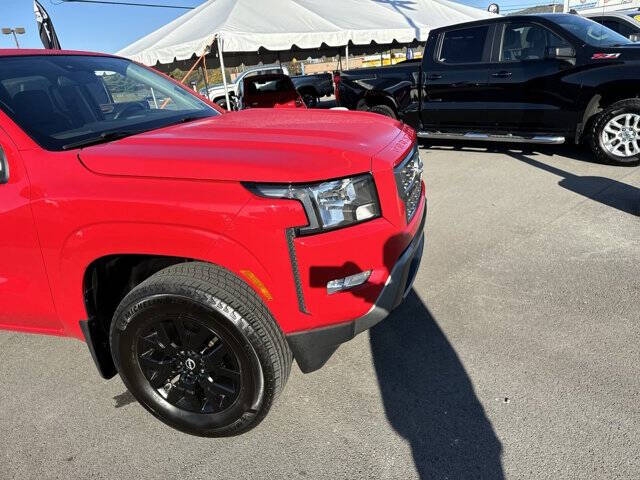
[0,50,424,341]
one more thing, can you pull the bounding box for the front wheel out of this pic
[369,104,397,119]
[110,262,292,437]
[301,93,318,108]
[590,99,640,166]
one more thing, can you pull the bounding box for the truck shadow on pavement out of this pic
[423,142,639,216]
[507,152,640,217]
[369,291,504,480]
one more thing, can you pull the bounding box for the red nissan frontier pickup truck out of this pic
[0,50,425,436]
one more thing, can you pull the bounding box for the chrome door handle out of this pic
[426,74,442,80]
[491,71,512,78]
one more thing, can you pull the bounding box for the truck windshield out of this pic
[0,55,218,151]
[547,14,633,47]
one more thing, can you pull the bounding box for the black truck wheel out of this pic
[369,104,397,119]
[215,97,236,110]
[301,92,318,108]
[110,262,292,437]
[590,99,640,166]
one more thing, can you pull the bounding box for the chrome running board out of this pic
[417,131,565,144]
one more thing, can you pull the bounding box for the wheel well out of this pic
[363,92,397,113]
[580,89,640,142]
[297,86,318,97]
[82,254,193,378]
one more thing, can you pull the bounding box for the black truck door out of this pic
[420,24,494,131]
[485,21,580,135]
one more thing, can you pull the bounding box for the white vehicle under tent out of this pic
[117,0,494,109]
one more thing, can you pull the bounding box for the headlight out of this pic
[245,174,381,235]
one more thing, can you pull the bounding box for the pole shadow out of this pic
[373,0,420,40]
[369,291,504,479]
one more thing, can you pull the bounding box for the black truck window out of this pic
[500,23,570,62]
[438,26,489,64]
[600,18,636,38]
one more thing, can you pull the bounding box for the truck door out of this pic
[420,24,494,131]
[0,127,59,333]
[485,21,580,135]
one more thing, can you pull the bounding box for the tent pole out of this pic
[180,54,204,86]
[217,35,231,110]
[160,53,203,109]
[345,43,350,70]
[202,54,210,84]
[201,55,210,99]
[200,65,210,99]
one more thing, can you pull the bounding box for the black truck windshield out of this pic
[546,14,633,47]
[0,55,218,151]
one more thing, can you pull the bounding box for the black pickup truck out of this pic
[335,13,640,165]
[291,72,333,107]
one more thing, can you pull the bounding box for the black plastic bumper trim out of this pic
[287,205,426,373]
[286,228,309,314]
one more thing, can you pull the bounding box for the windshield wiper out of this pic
[62,130,137,150]
[177,115,204,123]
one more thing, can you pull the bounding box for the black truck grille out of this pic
[394,146,423,222]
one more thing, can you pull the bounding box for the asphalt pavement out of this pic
[1,143,638,479]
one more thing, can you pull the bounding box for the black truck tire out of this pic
[369,104,397,119]
[110,262,292,437]
[590,98,640,166]
[215,97,236,111]
[301,92,318,108]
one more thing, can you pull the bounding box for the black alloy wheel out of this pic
[110,262,292,437]
[136,317,242,414]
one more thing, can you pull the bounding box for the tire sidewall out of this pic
[111,293,265,437]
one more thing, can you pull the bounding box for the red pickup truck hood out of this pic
[78,109,404,183]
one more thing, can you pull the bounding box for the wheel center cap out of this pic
[185,358,197,371]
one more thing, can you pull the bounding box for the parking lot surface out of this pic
[1,144,638,479]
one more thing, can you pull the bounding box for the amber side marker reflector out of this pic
[240,270,273,301]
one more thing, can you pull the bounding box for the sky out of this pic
[0,0,541,53]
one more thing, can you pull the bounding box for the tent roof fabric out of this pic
[117,0,494,66]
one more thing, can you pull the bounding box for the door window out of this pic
[500,23,570,62]
[600,18,636,37]
[438,26,490,64]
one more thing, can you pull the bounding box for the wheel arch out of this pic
[363,90,398,114]
[578,85,640,142]
[297,85,319,97]
[56,223,280,378]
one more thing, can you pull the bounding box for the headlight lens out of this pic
[246,174,381,235]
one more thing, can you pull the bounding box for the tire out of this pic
[356,99,369,112]
[589,98,640,166]
[215,98,235,111]
[369,104,397,119]
[301,92,318,108]
[110,262,292,437]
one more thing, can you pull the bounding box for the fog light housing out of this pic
[327,270,372,294]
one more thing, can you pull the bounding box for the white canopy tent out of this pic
[117,0,494,106]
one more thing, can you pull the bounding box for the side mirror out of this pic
[546,46,576,59]
[629,34,640,42]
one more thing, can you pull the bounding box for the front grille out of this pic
[394,146,423,222]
